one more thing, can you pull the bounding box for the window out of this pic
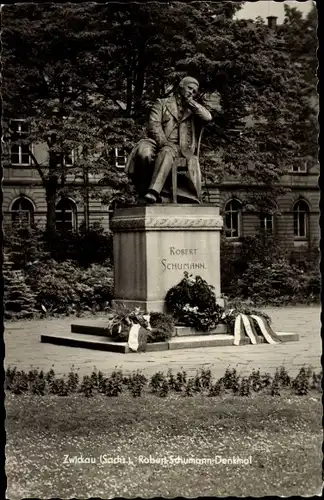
[10,120,31,165]
[224,199,242,238]
[115,147,126,169]
[11,197,34,226]
[293,200,309,239]
[52,150,74,166]
[63,151,74,166]
[290,160,307,173]
[260,213,274,233]
[55,198,77,232]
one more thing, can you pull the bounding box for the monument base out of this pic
[110,204,224,314]
[111,297,224,313]
[112,299,166,313]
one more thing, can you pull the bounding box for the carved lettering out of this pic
[161,259,206,273]
[169,247,198,256]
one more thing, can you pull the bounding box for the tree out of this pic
[2,4,128,235]
[2,2,317,216]
[3,255,38,319]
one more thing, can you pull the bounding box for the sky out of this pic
[235,1,315,23]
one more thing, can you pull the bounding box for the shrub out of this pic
[10,371,29,395]
[148,312,175,342]
[270,373,281,396]
[128,371,147,397]
[237,259,319,306]
[221,231,320,305]
[159,379,169,397]
[30,377,46,396]
[185,378,195,397]
[165,272,224,331]
[292,367,311,396]
[199,368,212,389]
[167,370,176,390]
[239,377,251,397]
[67,370,80,393]
[208,379,224,397]
[223,368,240,391]
[249,369,263,393]
[4,257,38,320]
[149,372,166,394]
[49,377,69,396]
[24,259,113,315]
[3,223,47,270]
[79,375,94,397]
[103,370,124,397]
[46,222,113,268]
[174,369,187,392]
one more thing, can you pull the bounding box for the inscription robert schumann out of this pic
[161,246,207,272]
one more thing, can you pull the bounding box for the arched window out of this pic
[11,197,34,226]
[55,198,77,233]
[260,213,274,233]
[224,199,242,238]
[293,200,309,239]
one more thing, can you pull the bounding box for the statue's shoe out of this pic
[144,192,158,204]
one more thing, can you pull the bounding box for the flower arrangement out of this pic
[107,305,174,343]
[107,305,148,342]
[165,272,224,332]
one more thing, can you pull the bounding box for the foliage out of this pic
[3,223,48,270]
[292,367,311,396]
[270,372,281,397]
[237,259,320,306]
[103,371,124,397]
[223,368,240,392]
[48,222,113,268]
[24,259,113,315]
[79,375,94,398]
[107,306,149,342]
[239,377,251,397]
[248,369,263,393]
[107,308,174,343]
[149,372,166,395]
[3,255,38,320]
[222,303,272,332]
[2,2,318,219]
[147,312,175,342]
[221,231,320,305]
[5,365,322,400]
[165,272,224,331]
[127,371,148,398]
[208,379,225,397]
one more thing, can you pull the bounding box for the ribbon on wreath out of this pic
[127,314,152,352]
[233,313,282,346]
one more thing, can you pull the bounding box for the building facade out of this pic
[3,123,319,253]
[2,17,319,251]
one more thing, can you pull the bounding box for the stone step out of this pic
[70,322,229,337]
[41,331,299,353]
[174,324,228,336]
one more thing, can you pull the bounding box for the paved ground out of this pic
[4,306,321,378]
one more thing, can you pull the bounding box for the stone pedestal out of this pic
[110,204,223,313]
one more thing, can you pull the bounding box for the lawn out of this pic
[5,392,322,498]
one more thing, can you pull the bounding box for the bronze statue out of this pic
[125,76,212,204]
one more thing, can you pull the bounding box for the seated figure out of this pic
[125,76,212,204]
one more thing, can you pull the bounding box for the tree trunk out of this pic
[134,44,146,110]
[45,175,58,238]
[126,52,134,116]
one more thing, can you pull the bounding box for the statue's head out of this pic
[178,76,199,100]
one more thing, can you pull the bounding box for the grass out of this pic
[5,392,322,498]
